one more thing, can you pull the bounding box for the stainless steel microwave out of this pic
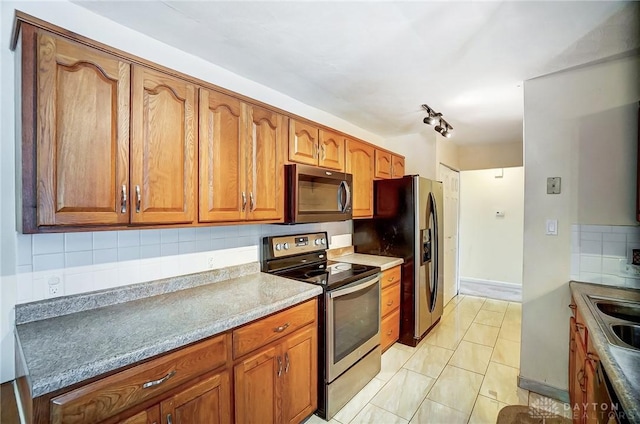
[285,164,352,223]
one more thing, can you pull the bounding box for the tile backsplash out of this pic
[16,221,352,304]
[571,224,640,288]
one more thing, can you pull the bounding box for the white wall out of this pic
[458,142,523,171]
[0,0,386,383]
[521,55,639,393]
[382,131,437,180]
[459,167,524,285]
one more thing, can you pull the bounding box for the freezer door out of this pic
[415,178,432,337]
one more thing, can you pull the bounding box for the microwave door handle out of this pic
[337,181,351,213]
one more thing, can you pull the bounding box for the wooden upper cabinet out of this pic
[288,119,319,166]
[131,66,196,225]
[346,140,375,218]
[374,150,392,179]
[199,89,245,222]
[288,121,345,171]
[392,155,405,178]
[245,104,286,221]
[318,129,345,171]
[36,32,130,226]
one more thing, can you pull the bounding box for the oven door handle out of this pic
[329,275,380,299]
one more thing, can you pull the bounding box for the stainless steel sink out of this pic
[586,295,640,351]
[611,324,640,350]
[595,300,640,324]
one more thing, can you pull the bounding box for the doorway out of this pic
[438,164,460,306]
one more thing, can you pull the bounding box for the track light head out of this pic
[423,115,437,126]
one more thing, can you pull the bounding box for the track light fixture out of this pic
[421,104,453,138]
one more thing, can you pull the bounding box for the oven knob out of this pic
[321,238,326,245]
[275,243,282,251]
[314,239,322,246]
[283,242,290,250]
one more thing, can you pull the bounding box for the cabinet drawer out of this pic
[233,299,316,359]
[381,282,400,318]
[381,308,400,352]
[381,266,401,289]
[50,334,227,424]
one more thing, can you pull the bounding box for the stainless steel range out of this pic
[262,232,382,420]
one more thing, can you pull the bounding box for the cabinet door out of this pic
[36,32,130,226]
[374,150,392,179]
[245,105,285,221]
[392,155,405,178]
[199,89,245,222]
[131,66,196,224]
[572,332,587,424]
[346,140,375,218]
[569,317,577,410]
[161,371,231,424]
[281,326,317,424]
[318,129,345,171]
[119,406,160,424]
[288,119,319,166]
[234,346,278,424]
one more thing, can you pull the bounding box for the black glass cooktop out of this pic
[275,261,380,290]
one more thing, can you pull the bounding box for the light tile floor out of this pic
[306,295,570,424]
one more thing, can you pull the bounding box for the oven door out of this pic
[286,164,352,223]
[326,274,380,382]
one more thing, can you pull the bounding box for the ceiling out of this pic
[72,1,639,146]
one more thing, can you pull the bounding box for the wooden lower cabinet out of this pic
[160,371,231,424]
[380,266,402,352]
[119,407,160,424]
[568,298,602,424]
[234,325,317,424]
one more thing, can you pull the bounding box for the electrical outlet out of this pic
[206,255,216,269]
[47,273,64,297]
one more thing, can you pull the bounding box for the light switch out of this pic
[496,211,505,217]
[546,219,558,235]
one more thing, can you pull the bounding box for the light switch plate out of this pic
[547,177,561,194]
[546,219,558,235]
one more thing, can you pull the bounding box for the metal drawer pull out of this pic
[277,356,283,377]
[120,185,127,213]
[242,191,247,211]
[386,330,393,336]
[285,352,290,373]
[142,370,176,389]
[274,323,290,333]
[387,277,394,282]
[569,304,577,310]
[250,192,255,212]
[386,300,394,306]
[167,413,172,424]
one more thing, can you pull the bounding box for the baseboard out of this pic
[518,375,569,404]
[459,277,522,302]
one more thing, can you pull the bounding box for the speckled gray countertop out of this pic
[15,266,322,398]
[334,253,403,271]
[570,281,640,424]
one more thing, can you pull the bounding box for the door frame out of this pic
[437,163,460,304]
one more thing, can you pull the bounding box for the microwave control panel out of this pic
[268,232,328,258]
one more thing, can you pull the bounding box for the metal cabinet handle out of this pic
[277,356,283,377]
[274,323,290,333]
[167,413,172,424]
[313,143,318,159]
[575,323,584,331]
[321,144,326,161]
[387,277,394,282]
[578,368,586,392]
[386,300,393,306]
[386,330,392,336]
[135,185,141,213]
[569,304,577,310]
[250,192,255,212]
[120,185,127,213]
[284,352,290,373]
[242,191,247,211]
[142,370,176,389]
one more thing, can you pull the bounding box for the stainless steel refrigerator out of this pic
[353,175,443,346]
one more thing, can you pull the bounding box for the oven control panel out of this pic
[267,232,328,258]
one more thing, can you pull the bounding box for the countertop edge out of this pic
[334,253,404,271]
[569,281,640,424]
[19,283,322,398]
